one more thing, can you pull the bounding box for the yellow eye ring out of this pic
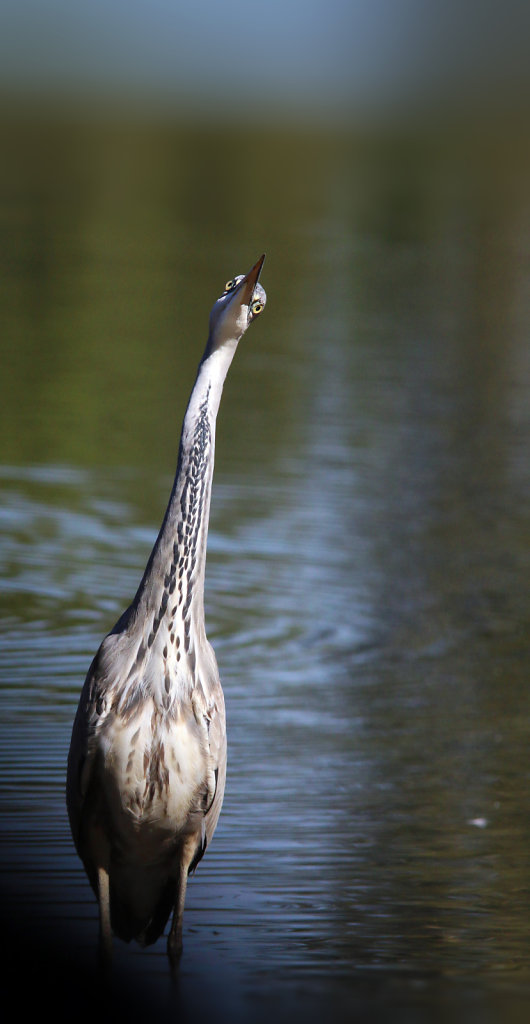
[224,279,235,292]
[251,300,263,315]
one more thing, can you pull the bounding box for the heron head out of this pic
[208,254,266,351]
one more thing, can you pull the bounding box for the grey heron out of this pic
[66,255,267,973]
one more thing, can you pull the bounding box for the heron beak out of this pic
[234,254,265,305]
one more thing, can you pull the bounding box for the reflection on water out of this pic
[1,114,530,1022]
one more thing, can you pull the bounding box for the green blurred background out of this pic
[2,0,530,469]
[1,1,530,473]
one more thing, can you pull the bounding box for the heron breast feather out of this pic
[101,714,208,835]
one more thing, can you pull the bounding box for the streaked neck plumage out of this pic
[118,336,239,661]
[100,256,265,718]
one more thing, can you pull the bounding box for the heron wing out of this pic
[203,680,227,844]
[66,634,122,852]
[188,651,227,872]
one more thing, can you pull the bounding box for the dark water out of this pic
[1,114,530,1022]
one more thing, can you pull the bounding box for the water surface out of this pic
[1,117,529,1022]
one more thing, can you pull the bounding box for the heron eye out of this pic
[224,279,235,292]
[251,300,263,315]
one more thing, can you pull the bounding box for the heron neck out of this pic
[129,339,237,641]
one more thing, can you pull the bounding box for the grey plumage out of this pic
[66,256,266,972]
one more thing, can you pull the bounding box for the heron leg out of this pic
[97,864,113,976]
[167,839,196,976]
[167,864,188,976]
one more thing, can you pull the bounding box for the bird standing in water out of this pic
[67,255,266,973]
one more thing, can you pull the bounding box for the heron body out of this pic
[66,256,266,970]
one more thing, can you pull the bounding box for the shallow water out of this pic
[1,116,530,1022]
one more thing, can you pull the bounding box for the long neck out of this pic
[125,337,238,647]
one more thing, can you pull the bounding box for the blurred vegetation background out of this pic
[1,1,529,478]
